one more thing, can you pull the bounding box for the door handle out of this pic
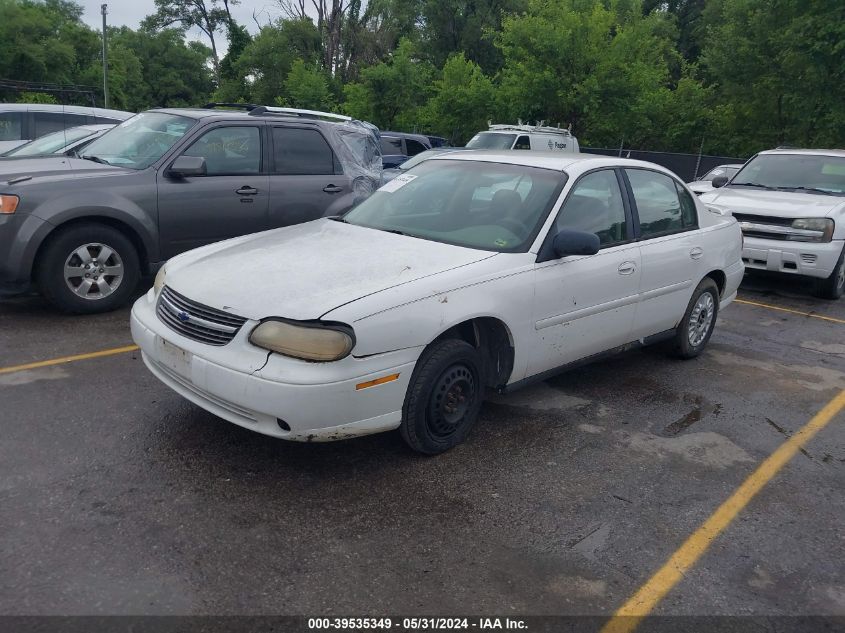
[236,186,258,195]
[690,246,704,260]
[323,184,343,193]
[618,261,636,275]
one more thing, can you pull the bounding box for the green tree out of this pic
[279,59,336,111]
[495,0,687,148]
[235,18,322,105]
[420,53,495,144]
[701,0,845,155]
[342,38,433,129]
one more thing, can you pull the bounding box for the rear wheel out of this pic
[400,339,484,454]
[811,246,845,300]
[672,277,720,359]
[36,223,140,314]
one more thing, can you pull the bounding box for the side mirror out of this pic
[168,155,206,178]
[553,229,600,258]
[711,174,729,188]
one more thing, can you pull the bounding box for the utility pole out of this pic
[101,4,109,109]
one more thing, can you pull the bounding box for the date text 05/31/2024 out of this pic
[307,617,528,630]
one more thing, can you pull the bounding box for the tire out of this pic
[811,246,845,300]
[672,277,720,359]
[400,339,485,455]
[36,223,140,314]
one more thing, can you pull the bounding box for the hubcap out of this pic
[63,243,124,300]
[687,292,715,348]
[427,364,476,438]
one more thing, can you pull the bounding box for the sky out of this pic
[77,1,287,52]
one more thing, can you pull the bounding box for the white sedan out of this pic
[131,152,744,454]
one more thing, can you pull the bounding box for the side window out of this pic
[183,126,261,176]
[405,138,427,156]
[32,112,88,137]
[675,182,698,227]
[514,135,531,150]
[379,137,402,154]
[272,127,335,175]
[0,112,23,141]
[626,169,689,238]
[555,170,627,246]
[95,116,122,125]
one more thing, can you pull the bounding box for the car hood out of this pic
[0,156,117,181]
[165,219,497,321]
[700,187,843,218]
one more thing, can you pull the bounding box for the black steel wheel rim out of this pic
[427,363,476,438]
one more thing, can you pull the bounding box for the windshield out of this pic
[80,112,197,169]
[343,159,566,252]
[701,165,740,182]
[4,126,95,157]
[466,133,517,150]
[731,154,845,195]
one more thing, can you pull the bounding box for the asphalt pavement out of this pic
[0,271,843,619]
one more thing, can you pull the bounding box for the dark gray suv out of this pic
[0,105,381,313]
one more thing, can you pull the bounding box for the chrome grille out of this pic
[157,286,247,346]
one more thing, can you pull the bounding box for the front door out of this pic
[267,125,354,227]
[529,169,641,376]
[157,124,269,258]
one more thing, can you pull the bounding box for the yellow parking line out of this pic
[735,298,845,325]
[0,344,139,375]
[601,388,845,633]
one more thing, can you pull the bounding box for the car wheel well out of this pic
[432,317,514,389]
[704,270,726,297]
[33,217,149,280]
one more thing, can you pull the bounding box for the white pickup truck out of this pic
[701,149,845,299]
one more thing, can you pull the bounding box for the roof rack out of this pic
[202,102,261,111]
[248,105,352,122]
[487,121,573,137]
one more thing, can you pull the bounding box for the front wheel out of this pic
[400,339,485,455]
[672,277,720,359]
[36,223,140,314]
[812,246,845,300]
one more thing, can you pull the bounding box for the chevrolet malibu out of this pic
[131,152,744,454]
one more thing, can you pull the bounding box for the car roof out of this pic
[427,150,675,174]
[758,148,845,158]
[0,103,133,118]
[381,131,431,144]
[149,107,371,133]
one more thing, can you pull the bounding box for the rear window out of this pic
[380,136,403,154]
[0,112,23,141]
[273,127,335,175]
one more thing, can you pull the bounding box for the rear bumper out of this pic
[741,237,843,279]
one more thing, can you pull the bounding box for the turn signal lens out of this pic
[0,194,19,214]
[249,319,355,362]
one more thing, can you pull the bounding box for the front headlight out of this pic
[789,218,834,242]
[153,266,167,294]
[249,319,355,362]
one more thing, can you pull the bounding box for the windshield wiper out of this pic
[326,215,348,223]
[731,182,775,190]
[80,154,109,165]
[382,228,408,236]
[776,186,837,196]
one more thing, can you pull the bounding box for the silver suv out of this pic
[0,104,381,313]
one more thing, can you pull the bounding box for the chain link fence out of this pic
[582,147,747,182]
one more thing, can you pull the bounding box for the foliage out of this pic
[16,91,58,104]
[1,0,843,156]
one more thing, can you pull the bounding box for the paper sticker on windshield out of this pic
[379,173,417,193]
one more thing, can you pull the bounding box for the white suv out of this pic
[701,149,845,299]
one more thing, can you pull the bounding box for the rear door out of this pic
[624,168,704,338]
[529,168,641,375]
[157,123,269,258]
[267,125,354,227]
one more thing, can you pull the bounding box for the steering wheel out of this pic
[499,217,529,237]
